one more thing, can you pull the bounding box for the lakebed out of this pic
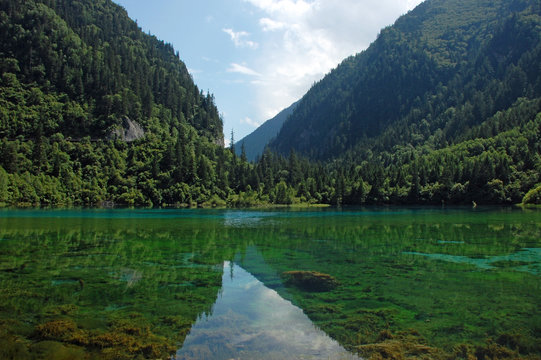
[0,207,539,359]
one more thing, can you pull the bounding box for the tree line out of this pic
[0,96,539,207]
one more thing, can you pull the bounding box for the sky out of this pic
[114,0,424,142]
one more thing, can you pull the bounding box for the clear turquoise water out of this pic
[0,207,539,359]
[176,260,360,360]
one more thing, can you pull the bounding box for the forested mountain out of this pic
[0,0,233,206]
[235,100,298,162]
[271,0,541,161]
[0,0,540,208]
[0,0,223,141]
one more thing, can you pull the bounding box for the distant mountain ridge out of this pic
[236,100,298,161]
[269,0,541,161]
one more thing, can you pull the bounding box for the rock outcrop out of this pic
[109,117,145,142]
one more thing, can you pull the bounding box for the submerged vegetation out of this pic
[0,214,231,359]
[1,208,539,359]
[237,209,541,360]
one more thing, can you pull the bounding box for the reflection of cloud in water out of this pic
[176,261,361,360]
[241,280,259,291]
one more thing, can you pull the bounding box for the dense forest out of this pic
[268,0,541,205]
[0,0,540,207]
[272,0,541,159]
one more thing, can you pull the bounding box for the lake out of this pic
[0,207,539,359]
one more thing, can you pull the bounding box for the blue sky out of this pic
[114,0,424,143]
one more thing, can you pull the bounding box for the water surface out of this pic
[176,260,360,360]
[0,207,539,359]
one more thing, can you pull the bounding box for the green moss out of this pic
[1,208,540,358]
[0,335,32,360]
[31,318,177,359]
[30,341,89,360]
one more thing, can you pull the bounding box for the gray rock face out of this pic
[109,117,145,142]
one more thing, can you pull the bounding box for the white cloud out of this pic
[227,63,261,77]
[246,0,312,18]
[260,18,286,32]
[242,0,424,121]
[240,117,263,128]
[223,28,259,49]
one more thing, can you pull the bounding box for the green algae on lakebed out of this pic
[0,207,540,359]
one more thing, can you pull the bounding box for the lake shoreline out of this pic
[2,202,534,211]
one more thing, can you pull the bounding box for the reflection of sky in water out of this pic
[175,261,361,360]
[404,248,541,275]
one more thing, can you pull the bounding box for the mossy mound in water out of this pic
[356,330,447,360]
[355,330,534,360]
[32,318,176,359]
[282,271,339,292]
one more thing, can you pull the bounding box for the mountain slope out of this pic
[0,0,238,208]
[236,100,298,161]
[270,0,541,161]
[0,0,222,142]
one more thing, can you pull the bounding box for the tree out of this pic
[273,181,292,204]
[522,184,541,205]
